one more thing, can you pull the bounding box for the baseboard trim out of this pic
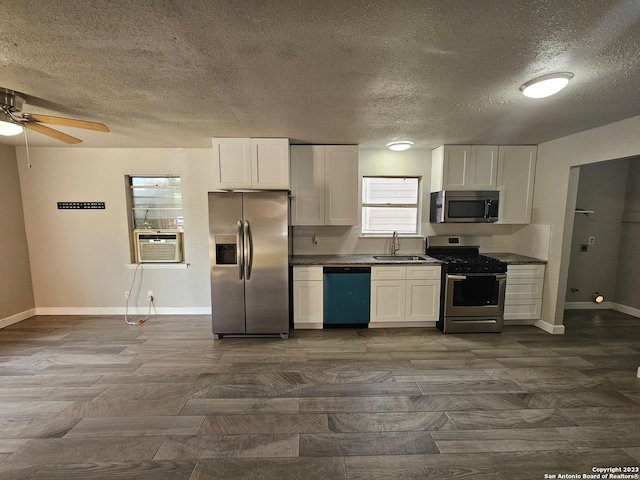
[504,319,536,326]
[612,303,640,319]
[34,307,211,316]
[534,319,565,335]
[0,308,36,329]
[368,321,437,328]
[293,323,323,330]
[564,301,613,310]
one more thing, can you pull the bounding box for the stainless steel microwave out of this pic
[430,190,499,223]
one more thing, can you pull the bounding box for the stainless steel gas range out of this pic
[426,236,507,333]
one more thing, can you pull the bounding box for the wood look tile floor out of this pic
[0,310,639,479]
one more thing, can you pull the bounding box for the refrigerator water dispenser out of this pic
[214,235,237,265]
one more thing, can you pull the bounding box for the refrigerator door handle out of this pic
[244,220,253,280]
[237,220,244,280]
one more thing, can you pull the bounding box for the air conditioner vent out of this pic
[134,230,183,263]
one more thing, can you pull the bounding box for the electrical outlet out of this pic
[588,236,595,245]
[147,291,154,300]
[124,290,130,298]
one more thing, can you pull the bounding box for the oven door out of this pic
[444,273,507,317]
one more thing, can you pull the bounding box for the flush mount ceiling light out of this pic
[520,72,574,98]
[0,119,24,136]
[387,141,413,151]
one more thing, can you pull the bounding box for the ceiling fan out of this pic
[0,88,109,144]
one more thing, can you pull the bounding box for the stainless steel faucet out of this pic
[391,231,400,255]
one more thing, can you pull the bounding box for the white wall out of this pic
[535,115,640,331]
[0,145,35,326]
[16,147,212,314]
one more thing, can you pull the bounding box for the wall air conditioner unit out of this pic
[134,230,183,263]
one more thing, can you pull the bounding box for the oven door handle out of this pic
[447,274,467,280]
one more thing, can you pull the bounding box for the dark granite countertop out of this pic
[485,252,547,264]
[289,254,442,266]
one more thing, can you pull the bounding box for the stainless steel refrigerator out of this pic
[208,191,289,339]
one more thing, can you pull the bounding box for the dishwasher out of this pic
[323,266,371,327]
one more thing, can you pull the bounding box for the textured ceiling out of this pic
[1,0,640,149]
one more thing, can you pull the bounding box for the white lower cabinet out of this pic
[504,264,545,322]
[370,265,441,327]
[370,280,406,323]
[293,266,323,329]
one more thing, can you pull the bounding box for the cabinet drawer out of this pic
[371,266,406,280]
[507,264,545,278]
[505,278,544,299]
[293,266,323,281]
[406,266,441,280]
[504,298,542,320]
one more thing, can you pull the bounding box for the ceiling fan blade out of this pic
[25,122,83,144]
[25,113,110,132]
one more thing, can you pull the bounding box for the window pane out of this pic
[362,207,418,234]
[133,208,183,229]
[130,176,183,230]
[362,177,418,205]
[361,176,420,235]
[131,188,182,208]
[131,177,181,187]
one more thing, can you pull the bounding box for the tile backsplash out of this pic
[292,226,424,255]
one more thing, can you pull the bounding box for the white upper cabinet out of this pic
[251,138,290,189]
[212,138,252,189]
[290,146,325,225]
[290,145,358,226]
[212,137,290,190]
[431,145,498,191]
[497,146,537,224]
[469,145,499,190]
[324,145,358,225]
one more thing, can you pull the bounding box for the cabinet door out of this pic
[212,138,252,189]
[293,280,324,328]
[497,146,537,224]
[504,298,542,320]
[405,280,440,322]
[442,145,472,190]
[469,146,498,190]
[251,138,290,189]
[370,280,406,323]
[324,146,358,225]
[290,146,325,225]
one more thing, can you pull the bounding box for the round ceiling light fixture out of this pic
[519,72,574,98]
[387,141,413,151]
[0,120,24,136]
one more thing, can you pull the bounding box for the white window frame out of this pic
[361,176,421,236]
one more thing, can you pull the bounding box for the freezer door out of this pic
[242,191,289,335]
[209,192,246,335]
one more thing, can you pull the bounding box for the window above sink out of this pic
[361,176,421,235]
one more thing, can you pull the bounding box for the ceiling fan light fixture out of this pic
[387,141,413,151]
[0,120,24,136]
[520,72,574,98]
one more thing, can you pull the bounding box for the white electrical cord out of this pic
[124,263,154,325]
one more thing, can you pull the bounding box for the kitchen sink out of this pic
[373,255,428,261]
